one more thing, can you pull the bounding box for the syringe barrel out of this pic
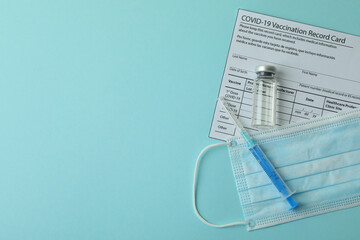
[249,144,299,210]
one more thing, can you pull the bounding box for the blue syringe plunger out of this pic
[287,196,300,210]
[249,144,299,210]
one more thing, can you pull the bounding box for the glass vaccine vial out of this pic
[251,65,277,129]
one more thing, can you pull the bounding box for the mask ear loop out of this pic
[193,142,249,227]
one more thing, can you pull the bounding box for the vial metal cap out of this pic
[255,65,276,74]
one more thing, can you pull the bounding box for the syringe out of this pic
[219,97,299,210]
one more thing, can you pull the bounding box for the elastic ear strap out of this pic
[192,142,248,227]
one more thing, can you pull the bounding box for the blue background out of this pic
[1,0,360,239]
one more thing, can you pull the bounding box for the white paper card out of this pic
[209,9,360,141]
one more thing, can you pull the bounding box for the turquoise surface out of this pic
[1,0,359,239]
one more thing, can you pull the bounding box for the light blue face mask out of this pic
[193,108,360,230]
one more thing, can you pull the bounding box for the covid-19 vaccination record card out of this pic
[209,9,360,141]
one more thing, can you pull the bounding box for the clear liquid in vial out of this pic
[251,74,277,129]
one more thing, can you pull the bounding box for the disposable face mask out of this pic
[193,108,360,230]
